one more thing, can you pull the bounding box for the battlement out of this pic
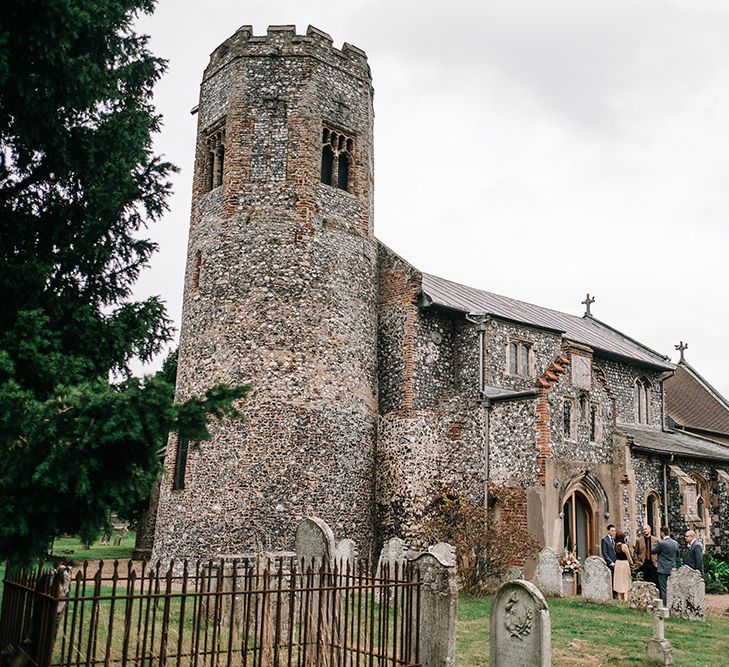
[206,24,370,78]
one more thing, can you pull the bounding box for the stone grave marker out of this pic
[335,538,357,566]
[504,566,523,582]
[294,516,335,566]
[630,581,660,611]
[667,565,705,621]
[646,598,673,665]
[581,556,612,604]
[428,542,457,566]
[491,579,551,666]
[375,537,407,603]
[534,547,562,597]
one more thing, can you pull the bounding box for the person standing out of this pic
[613,532,634,600]
[633,524,659,586]
[601,524,617,597]
[683,530,704,574]
[651,526,679,606]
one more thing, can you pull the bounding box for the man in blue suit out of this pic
[651,526,679,606]
[683,530,704,574]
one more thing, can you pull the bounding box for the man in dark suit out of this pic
[601,524,617,595]
[683,530,704,574]
[651,526,679,606]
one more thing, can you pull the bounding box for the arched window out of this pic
[635,377,652,424]
[320,125,354,192]
[645,492,661,536]
[204,126,226,193]
[507,340,532,377]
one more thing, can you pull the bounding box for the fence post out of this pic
[410,553,457,667]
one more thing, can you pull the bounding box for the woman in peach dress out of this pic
[613,532,633,600]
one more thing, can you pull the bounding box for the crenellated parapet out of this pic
[205,24,371,82]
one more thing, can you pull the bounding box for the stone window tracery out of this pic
[204,126,226,192]
[563,399,573,439]
[635,377,652,424]
[507,340,533,377]
[320,127,354,192]
[589,403,600,442]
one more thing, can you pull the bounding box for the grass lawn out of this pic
[50,532,137,562]
[458,594,729,666]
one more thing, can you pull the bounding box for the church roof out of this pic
[420,273,673,370]
[665,362,729,438]
[619,424,729,462]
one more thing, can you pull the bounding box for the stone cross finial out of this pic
[652,598,669,641]
[675,341,688,363]
[581,293,595,317]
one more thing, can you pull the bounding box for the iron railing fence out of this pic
[0,558,421,667]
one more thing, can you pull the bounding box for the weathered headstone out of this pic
[630,581,660,611]
[294,516,335,566]
[375,537,407,603]
[504,566,523,582]
[646,598,673,665]
[667,565,705,621]
[581,556,612,604]
[411,553,458,667]
[335,538,357,566]
[490,580,551,667]
[534,547,562,597]
[428,542,457,567]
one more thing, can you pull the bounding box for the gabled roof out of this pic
[420,273,673,370]
[665,362,729,438]
[619,423,729,462]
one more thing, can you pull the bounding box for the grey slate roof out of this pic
[665,362,729,438]
[619,424,729,462]
[421,273,673,370]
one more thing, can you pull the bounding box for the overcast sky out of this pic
[133,0,729,398]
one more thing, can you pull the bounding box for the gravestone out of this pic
[646,598,673,665]
[581,556,612,604]
[504,566,523,582]
[411,553,458,667]
[491,580,551,667]
[667,565,705,621]
[335,538,357,566]
[534,547,562,597]
[630,581,660,611]
[375,537,407,603]
[294,516,336,566]
[428,542,457,567]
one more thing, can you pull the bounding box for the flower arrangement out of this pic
[559,549,581,574]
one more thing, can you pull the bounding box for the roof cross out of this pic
[581,293,595,317]
[675,341,688,363]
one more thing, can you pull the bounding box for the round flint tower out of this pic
[152,25,377,561]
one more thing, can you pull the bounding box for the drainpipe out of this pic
[466,313,490,508]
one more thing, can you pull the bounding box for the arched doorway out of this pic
[563,489,595,563]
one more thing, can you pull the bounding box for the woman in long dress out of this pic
[613,532,633,600]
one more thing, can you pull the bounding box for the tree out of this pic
[0,1,248,565]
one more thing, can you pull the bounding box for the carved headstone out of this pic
[504,566,523,582]
[375,537,407,603]
[630,581,660,611]
[294,517,335,566]
[491,580,551,667]
[581,556,612,604]
[667,565,705,621]
[646,598,674,665]
[335,538,357,566]
[534,547,562,598]
[428,542,457,567]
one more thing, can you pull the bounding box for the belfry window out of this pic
[204,126,226,192]
[320,127,354,192]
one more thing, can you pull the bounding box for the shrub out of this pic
[422,488,540,594]
[704,554,729,594]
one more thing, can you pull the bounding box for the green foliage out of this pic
[423,489,540,594]
[0,1,249,566]
[704,554,729,594]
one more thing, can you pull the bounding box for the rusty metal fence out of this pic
[0,558,421,667]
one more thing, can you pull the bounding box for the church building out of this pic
[150,25,729,567]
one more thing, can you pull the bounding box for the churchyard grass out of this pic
[457,593,729,666]
[49,532,136,562]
